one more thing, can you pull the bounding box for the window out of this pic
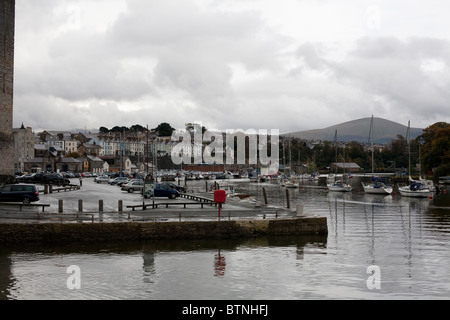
[11,185,24,192]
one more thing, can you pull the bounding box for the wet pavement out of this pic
[0,178,299,223]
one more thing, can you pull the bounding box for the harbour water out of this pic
[0,177,449,300]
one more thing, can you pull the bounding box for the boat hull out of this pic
[327,184,352,192]
[398,187,431,198]
[362,183,393,195]
[439,176,450,185]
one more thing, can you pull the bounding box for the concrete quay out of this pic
[0,200,328,244]
[0,216,328,244]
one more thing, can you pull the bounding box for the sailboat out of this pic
[327,130,352,192]
[280,134,298,188]
[361,116,393,195]
[398,121,431,198]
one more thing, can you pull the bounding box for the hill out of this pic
[286,117,423,144]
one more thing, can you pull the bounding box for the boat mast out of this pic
[407,120,411,177]
[369,115,374,176]
[334,130,338,176]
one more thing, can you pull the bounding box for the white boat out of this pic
[362,180,393,194]
[327,180,353,192]
[327,174,352,192]
[439,176,450,184]
[398,121,433,198]
[362,116,393,195]
[327,131,352,192]
[284,180,298,188]
[414,176,436,192]
[398,181,431,198]
[280,178,298,188]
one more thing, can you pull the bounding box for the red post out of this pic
[214,190,226,220]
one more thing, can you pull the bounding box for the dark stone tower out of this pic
[0,0,15,183]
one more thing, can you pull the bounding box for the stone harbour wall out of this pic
[0,0,16,178]
[0,217,328,244]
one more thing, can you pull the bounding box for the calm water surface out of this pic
[1,178,449,300]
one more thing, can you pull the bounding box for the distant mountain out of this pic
[286,117,423,144]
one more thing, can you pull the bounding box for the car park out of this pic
[121,180,144,193]
[0,184,40,204]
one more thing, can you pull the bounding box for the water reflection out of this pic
[0,235,327,300]
[214,250,226,277]
[1,180,449,299]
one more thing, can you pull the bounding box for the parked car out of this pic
[30,172,46,183]
[144,183,181,199]
[94,175,110,184]
[164,182,185,192]
[116,179,131,187]
[0,184,40,204]
[16,173,35,183]
[109,177,129,185]
[42,173,71,186]
[121,180,144,193]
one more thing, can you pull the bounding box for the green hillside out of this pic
[286,117,423,143]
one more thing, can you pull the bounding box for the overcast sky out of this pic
[12,0,450,133]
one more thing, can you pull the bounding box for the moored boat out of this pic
[327,180,353,192]
[362,180,393,195]
[398,181,431,198]
[439,176,450,185]
[362,116,393,195]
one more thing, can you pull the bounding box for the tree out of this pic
[130,124,146,133]
[154,122,175,136]
[418,122,450,176]
[111,126,128,133]
[99,126,109,134]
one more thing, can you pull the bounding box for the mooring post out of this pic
[286,189,290,209]
[58,199,63,213]
[118,200,123,213]
[78,199,83,212]
[262,187,268,205]
[99,200,104,213]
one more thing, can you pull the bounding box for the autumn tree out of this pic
[418,122,450,177]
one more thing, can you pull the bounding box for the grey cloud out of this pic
[13,0,450,133]
[333,37,450,124]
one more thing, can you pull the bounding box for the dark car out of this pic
[0,184,40,204]
[30,172,46,183]
[164,182,185,192]
[42,173,71,186]
[144,183,181,199]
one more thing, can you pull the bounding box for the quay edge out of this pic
[0,217,327,244]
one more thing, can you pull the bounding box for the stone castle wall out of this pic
[0,0,15,181]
